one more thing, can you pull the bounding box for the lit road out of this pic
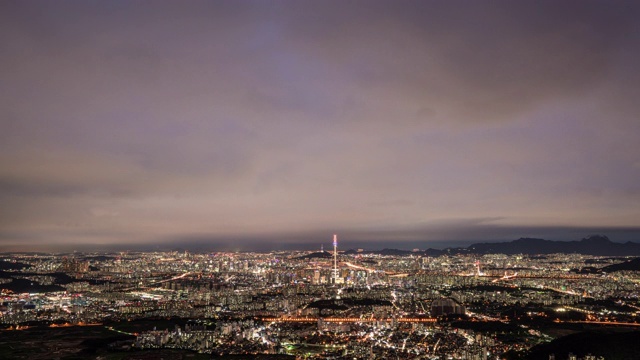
[556,320,640,327]
[262,317,437,323]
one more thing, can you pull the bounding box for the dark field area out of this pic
[0,325,131,359]
[106,318,213,333]
[0,324,209,360]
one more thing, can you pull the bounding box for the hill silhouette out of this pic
[296,251,332,260]
[602,257,640,272]
[466,235,640,256]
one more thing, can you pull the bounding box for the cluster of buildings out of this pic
[1,237,638,358]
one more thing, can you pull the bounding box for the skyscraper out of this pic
[332,234,342,284]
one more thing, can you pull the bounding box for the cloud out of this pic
[89,208,120,218]
[0,1,639,249]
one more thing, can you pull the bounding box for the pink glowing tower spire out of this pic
[333,234,338,283]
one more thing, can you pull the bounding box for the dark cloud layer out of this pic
[1,1,639,251]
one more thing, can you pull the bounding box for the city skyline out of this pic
[5,246,639,358]
[2,1,640,251]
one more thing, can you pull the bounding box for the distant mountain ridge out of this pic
[344,235,640,257]
[466,235,640,256]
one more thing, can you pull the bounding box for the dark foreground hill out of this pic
[601,257,640,272]
[525,331,640,360]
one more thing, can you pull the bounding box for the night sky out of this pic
[2,1,640,251]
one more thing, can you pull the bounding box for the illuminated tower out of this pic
[332,234,340,284]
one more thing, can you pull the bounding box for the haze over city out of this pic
[2,1,640,252]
